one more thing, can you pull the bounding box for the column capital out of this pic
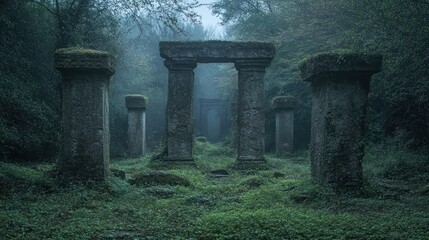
[299,53,382,82]
[234,59,272,71]
[55,48,115,76]
[125,94,147,110]
[272,96,297,110]
[164,59,197,70]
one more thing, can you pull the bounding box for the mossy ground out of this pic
[1,142,428,239]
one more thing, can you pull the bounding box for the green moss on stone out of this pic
[55,47,110,56]
[125,94,147,109]
[299,52,382,82]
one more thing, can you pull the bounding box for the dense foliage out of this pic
[0,1,60,161]
[213,0,429,149]
[0,0,206,160]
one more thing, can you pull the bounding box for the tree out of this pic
[29,0,202,48]
[212,0,429,149]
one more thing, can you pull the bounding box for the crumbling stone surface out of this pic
[164,59,197,162]
[299,53,382,82]
[55,48,114,181]
[300,52,382,189]
[160,41,275,167]
[55,48,114,75]
[235,59,272,164]
[160,41,275,63]
[125,94,147,109]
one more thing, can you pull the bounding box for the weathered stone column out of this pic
[273,96,297,155]
[164,59,197,164]
[55,49,114,181]
[235,59,272,168]
[125,94,147,158]
[299,53,382,189]
[231,102,238,149]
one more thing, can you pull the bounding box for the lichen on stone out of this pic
[125,94,147,109]
[55,47,115,75]
[299,52,382,82]
[55,47,110,56]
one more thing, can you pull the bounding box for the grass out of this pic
[0,142,428,239]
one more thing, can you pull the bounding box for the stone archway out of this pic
[159,41,275,167]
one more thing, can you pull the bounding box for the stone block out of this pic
[55,48,114,181]
[125,94,147,110]
[300,52,382,190]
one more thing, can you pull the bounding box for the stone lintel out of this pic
[299,53,382,82]
[55,48,115,76]
[234,59,273,71]
[164,59,197,70]
[272,96,297,110]
[160,41,275,63]
[125,94,147,109]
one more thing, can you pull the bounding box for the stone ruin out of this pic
[300,53,382,189]
[159,41,275,168]
[125,94,147,158]
[272,96,297,155]
[55,49,114,181]
[54,44,383,192]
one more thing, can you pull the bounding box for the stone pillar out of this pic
[273,96,297,155]
[299,53,382,189]
[235,59,272,168]
[231,102,238,148]
[55,49,114,181]
[164,59,197,164]
[125,94,147,158]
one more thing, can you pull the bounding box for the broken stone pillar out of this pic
[299,53,382,189]
[235,59,272,168]
[164,59,197,164]
[125,94,147,158]
[55,49,114,181]
[273,96,297,155]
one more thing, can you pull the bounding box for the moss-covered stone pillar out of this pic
[125,94,147,158]
[55,49,114,181]
[164,59,197,164]
[273,96,297,155]
[235,59,272,168]
[299,53,382,189]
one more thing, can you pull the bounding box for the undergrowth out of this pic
[0,142,428,239]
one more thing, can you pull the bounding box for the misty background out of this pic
[1,0,428,161]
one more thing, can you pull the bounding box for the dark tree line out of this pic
[214,0,429,150]
[1,0,428,162]
[0,0,203,161]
